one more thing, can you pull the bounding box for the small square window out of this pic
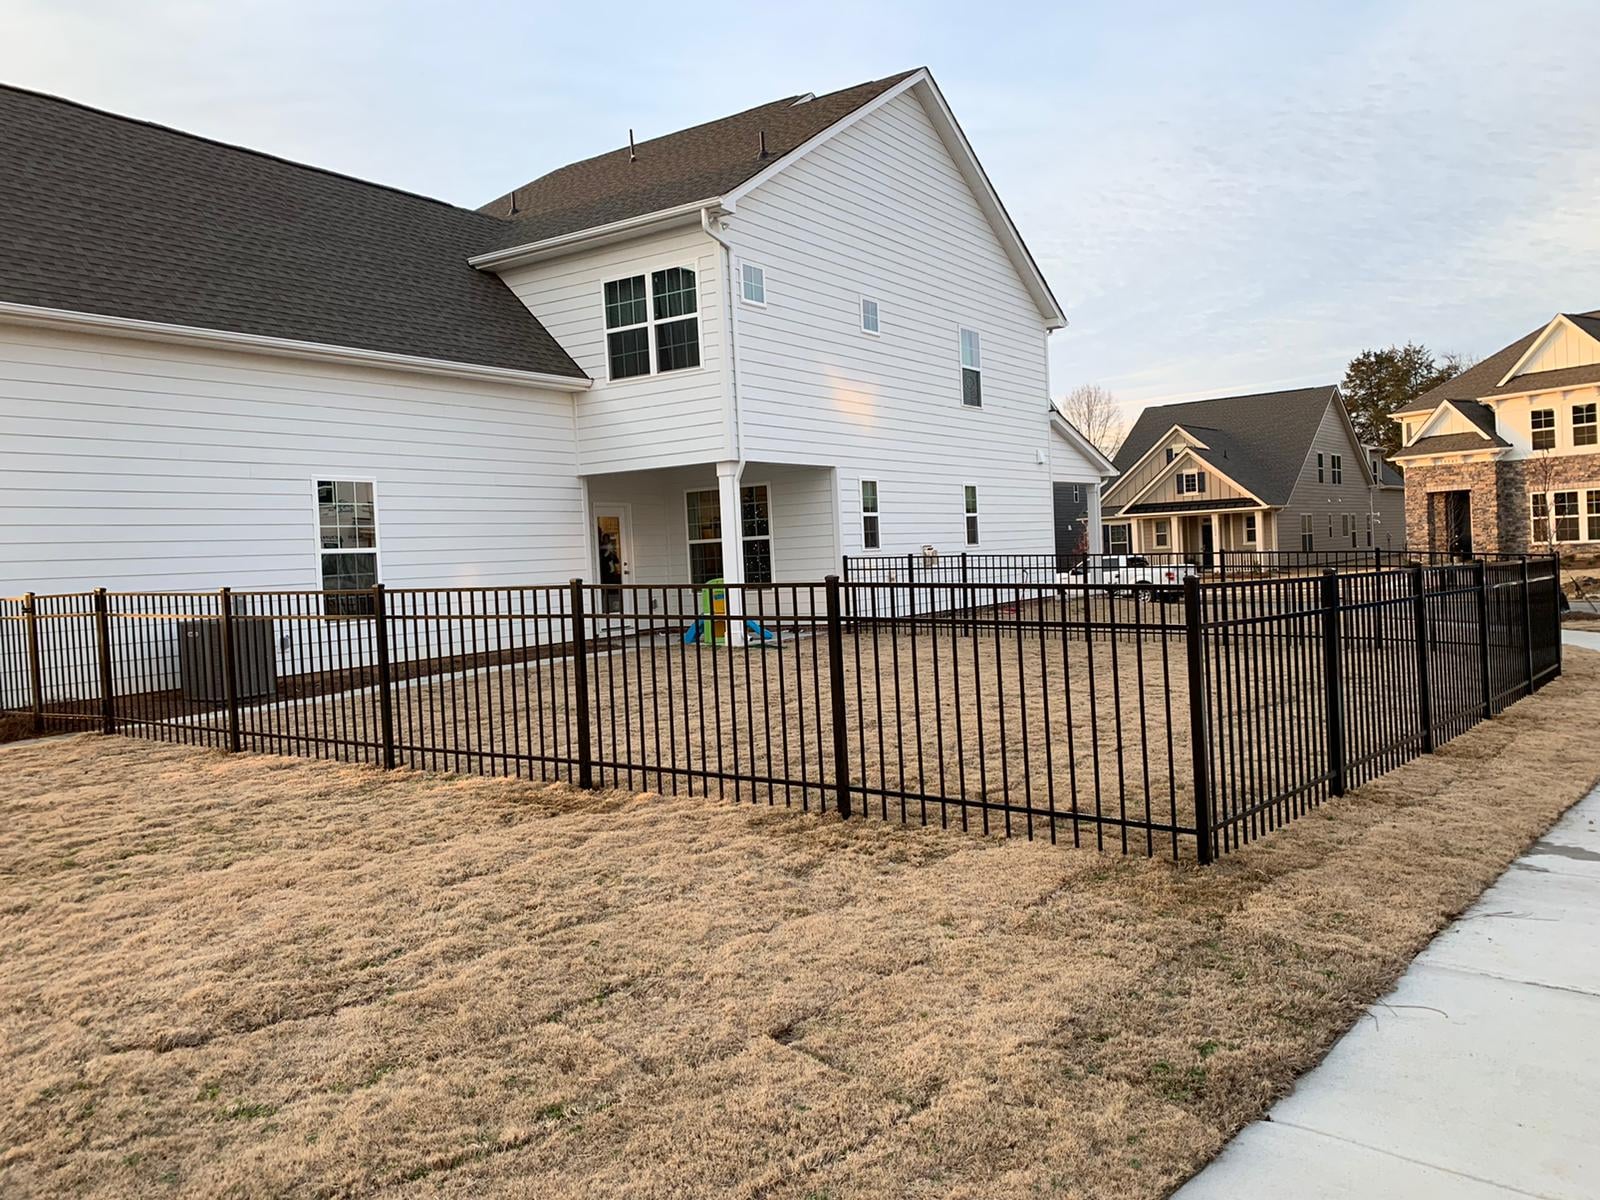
[741,263,766,305]
[861,296,880,334]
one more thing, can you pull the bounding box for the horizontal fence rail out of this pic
[0,555,1562,863]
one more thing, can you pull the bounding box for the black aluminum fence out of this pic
[1,557,1562,863]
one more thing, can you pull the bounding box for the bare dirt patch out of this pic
[4,651,1600,1199]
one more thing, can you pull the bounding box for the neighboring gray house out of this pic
[1100,386,1405,561]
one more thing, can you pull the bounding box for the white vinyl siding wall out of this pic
[497,225,731,474]
[0,324,588,594]
[726,90,1060,557]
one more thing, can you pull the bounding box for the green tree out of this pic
[1340,344,1471,458]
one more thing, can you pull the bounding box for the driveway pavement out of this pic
[1174,645,1600,1199]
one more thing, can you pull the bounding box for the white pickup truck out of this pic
[1059,555,1197,601]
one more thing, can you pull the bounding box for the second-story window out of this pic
[741,263,766,305]
[604,267,700,380]
[1532,408,1556,450]
[1574,403,1597,447]
[861,297,880,335]
[1331,454,1343,484]
[1317,452,1325,483]
[959,328,982,406]
[861,480,880,549]
[1176,470,1207,495]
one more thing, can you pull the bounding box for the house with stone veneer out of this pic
[1393,311,1600,558]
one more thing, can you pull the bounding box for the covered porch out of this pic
[584,460,840,613]
[1108,502,1277,565]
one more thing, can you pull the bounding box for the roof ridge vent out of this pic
[790,92,816,105]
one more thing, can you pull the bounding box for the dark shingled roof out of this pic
[1396,310,1600,415]
[1392,431,1510,459]
[1111,386,1342,508]
[0,84,585,378]
[478,71,921,247]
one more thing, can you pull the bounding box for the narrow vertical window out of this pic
[963,484,980,545]
[1331,454,1343,484]
[603,275,651,379]
[1531,493,1550,543]
[740,263,766,305]
[316,480,378,615]
[860,296,880,334]
[1153,519,1170,548]
[1574,403,1597,446]
[860,480,880,550]
[1316,453,1325,483]
[959,328,982,406]
[1554,490,1580,541]
[1244,513,1258,544]
[1300,514,1313,553]
[1532,408,1556,450]
[1587,490,1600,541]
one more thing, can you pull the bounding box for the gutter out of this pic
[469,199,722,272]
[0,301,592,390]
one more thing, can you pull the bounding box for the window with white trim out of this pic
[959,328,982,406]
[740,263,766,305]
[604,267,700,380]
[1176,470,1207,495]
[1153,519,1170,548]
[861,480,880,550]
[316,480,378,615]
[1574,403,1597,447]
[1531,489,1596,544]
[1317,453,1325,483]
[1331,454,1343,484]
[685,485,772,586]
[1244,513,1258,544]
[860,296,880,334]
[1532,408,1556,450]
[1589,490,1600,541]
[1300,514,1313,553]
[963,484,980,545]
[1106,523,1130,555]
[1341,513,1353,543]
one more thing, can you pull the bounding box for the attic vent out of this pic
[790,92,816,105]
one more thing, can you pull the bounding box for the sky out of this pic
[4,0,1597,427]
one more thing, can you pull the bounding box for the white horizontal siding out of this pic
[496,226,732,474]
[0,324,588,595]
[726,90,1068,557]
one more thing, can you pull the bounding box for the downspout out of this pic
[701,206,745,473]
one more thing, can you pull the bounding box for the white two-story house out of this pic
[0,69,1113,602]
[1393,309,1600,558]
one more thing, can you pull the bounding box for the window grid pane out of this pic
[860,480,878,514]
[689,543,723,586]
[965,515,979,545]
[961,368,982,407]
[652,267,698,320]
[654,317,700,372]
[1575,404,1597,446]
[742,538,773,585]
[604,276,647,329]
[607,327,651,379]
[686,490,721,542]
[740,485,770,539]
[1532,409,1556,450]
[862,513,880,550]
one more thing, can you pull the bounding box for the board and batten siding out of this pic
[0,323,588,595]
[725,90,1064,558]
[496,225,732,475]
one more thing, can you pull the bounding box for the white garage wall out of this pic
[0,323,589,596]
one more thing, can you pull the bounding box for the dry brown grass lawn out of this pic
[3,651,1600,1199]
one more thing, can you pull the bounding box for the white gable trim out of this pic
[468,199,717,271]
[0,300,593,390]
[1118,446,1265,513]
[1049,409,1117,477]
[1102,424,1213,505]
[1414,399,1493,443]
[722,71,1066,329]
[1497,314,1600,386]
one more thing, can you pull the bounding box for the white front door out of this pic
[594,504,632,614]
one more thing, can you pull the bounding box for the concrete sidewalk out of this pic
[1175,768,1600,1196]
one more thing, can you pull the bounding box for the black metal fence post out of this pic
[1519,559,1535,698]
[907,551,917,630]
[1473,558,1493,717]
[1320,569,1347,797]
[960,551,971,635]
[93,588,115,736]
[1410,563,1434,754]
[1182,575,1214,865]
[23,592,43,737]
[569,579,594,790]
[841,554,855,624]
[218,587,241,753]
[824,574,852,818]
[372,584,396,769]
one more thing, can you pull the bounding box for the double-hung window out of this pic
[1331,454,1343,484]
[1574,403,1597,447]
[316,480,378,615]
[1106,524,1130,555]
[740,263,766,305]
[1588,490,1600,541]
[685,485,773,585]
[959,328,982,406]
[1554,490,1581,541]
[1317,453,1325,483]
[1176,470,1207,495]
[1532,408,1556,450]
[860,297,880,335]
[1300,514,1313,553]
[861,480,881,550]
[1153,519,1171,548]
[1531,492,1550,542]
[1244,513,1258,544]
[963,485,980,545]
[604,267,700,379]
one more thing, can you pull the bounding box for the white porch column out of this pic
[1087,486,1104,554]
[716,460,746,644]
